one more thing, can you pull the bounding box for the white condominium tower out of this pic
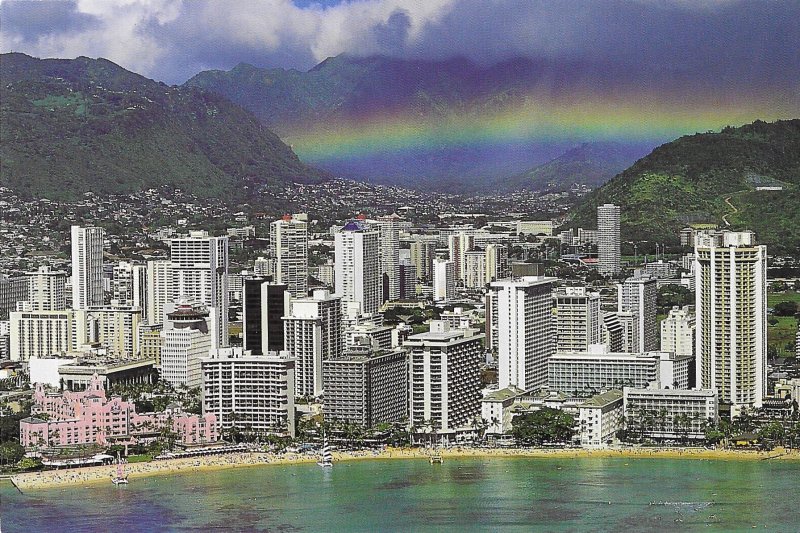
[448,232,475,281]
[366,214,401,302]
[490,276,556,390]
[335,220,380,315]
[270,215,308,298]
[617,275,658,352]
[694,231,766,416]
[660,305,695,357]
[170,231,229,349]
[26,266,67,311]
[71,225,105,309]
[146,259,172,325]
[554,286,601,353]
[433,258,455,302]
[597,204,621,276]
[283,289,343,397]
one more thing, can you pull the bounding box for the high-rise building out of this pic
[485,243,509,283]
[170,231,229,349]
[448,232,475,281]
[0,275,29,319]
[82,306,142,358]
[322,338,408,428]
[660,305,695,357]
[554,286,601,353]
[202,347,295,437]
[71,225,105,309]
[694,231,767,416]
[617,275,658,352]
[253,256,276,278]
[334,220,380,315]
[367,215,401,302]
[597,204,621,276]
[463,250,487,289]
[406,322,483,442]
[111,261,135,305]
[242,278,290,355]
[270,215,308,298]
[410,238,437,281]
[490,276,556,391]
[398,261,418,299]
[26,266,67,311]
[9,309,81,361]
[160,302,213,388]
[282,289,342,397]
[432,258,455,302]
[145,260,172,326]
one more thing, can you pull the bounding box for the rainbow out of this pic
[286,88,799,162]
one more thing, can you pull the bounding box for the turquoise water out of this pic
[2,457,799,532]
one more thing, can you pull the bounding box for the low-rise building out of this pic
[19,374,218,449]
[481,386,526,436]
[623,387,718,441]
[578,390,624,447]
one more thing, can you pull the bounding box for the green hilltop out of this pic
[0,53,327,201]
[568,119,800,254]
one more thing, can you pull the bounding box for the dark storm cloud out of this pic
[0,0,798,92]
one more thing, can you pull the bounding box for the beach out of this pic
[9,446,800,491]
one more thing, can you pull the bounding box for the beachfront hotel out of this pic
[694,231,767,417]
[19,374,218,449]
[202,348,296,437]
[406,321,483,443]
[623,387,718,440]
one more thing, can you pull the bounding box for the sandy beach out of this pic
[9,446,800,491]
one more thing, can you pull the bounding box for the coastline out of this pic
[9,446,800,491]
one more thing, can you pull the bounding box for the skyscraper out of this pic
[432,258,455,302]
[448,232,475,281]
[485,243,509,283]
[242,278,290,355]
[335,220,381,315]
[170,231,229,349]
[270,215,308,298]
[554,286,601,353]
[367,214,400,302]
[410,238,437,281]
[71,225,105,309]
[283,289,343,397]
[490,276,556,390]
[694,231,766,416]
[26,266,67,311]
[146,259,172,326]
[597,204,621,276]
[617,275,658,352]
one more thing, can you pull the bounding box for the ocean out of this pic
[2,456,799,532]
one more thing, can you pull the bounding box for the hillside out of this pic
[186,55,659,191]
[0,53,326,200]
[568,120,800,254]
[499,142,651,192]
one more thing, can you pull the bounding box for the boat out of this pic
[430,454,443,464]
[112,452,129,485]
[317,434,333,468]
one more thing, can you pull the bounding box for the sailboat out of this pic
[317,433,333,468]
[112,451,129,485]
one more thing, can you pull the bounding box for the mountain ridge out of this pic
[0,53,327,200]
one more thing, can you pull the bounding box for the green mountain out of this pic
[0,53,326,200]
[568,119,800,254]
[499,142,650,192]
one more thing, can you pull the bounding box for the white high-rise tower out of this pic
[170,231,229,348]
[270,215,308,298]
[367,214,400,302]
[70,225,105,309]
[694,231,766,417]
[334,220,380,315]
[490,276,556,390]
[597,204,621,276]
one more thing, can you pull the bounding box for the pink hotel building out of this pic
[20,374,218,448]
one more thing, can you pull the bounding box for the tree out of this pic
[0,441,25,466]
[511,408,576,446]
[773,301,798,317]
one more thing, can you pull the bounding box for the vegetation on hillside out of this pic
[0,53,327,200]
[568,120,800,254]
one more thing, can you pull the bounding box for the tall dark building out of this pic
[243,277,289,355]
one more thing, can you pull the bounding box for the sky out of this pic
[1,0,798,89]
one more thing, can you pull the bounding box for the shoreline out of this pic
[9,446,800,491]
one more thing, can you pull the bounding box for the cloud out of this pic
[1,0,798,89]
